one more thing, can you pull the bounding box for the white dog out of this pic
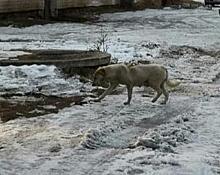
[93,63,180,105]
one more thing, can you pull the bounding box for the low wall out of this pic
[133,0,202,9]
[134,0,162,9]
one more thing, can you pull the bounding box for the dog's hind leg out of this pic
[124,85,133,105]
[151,87,162,103]
[161,82,169,104]
[95,83,118,102]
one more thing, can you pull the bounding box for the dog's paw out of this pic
[151,99,156,103]
[160,101,167,105]
[93,98,101,102]
[123,102,130,105]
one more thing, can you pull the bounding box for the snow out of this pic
[0,65,91,96]
[0,7,220,175]
[194,0,204,3]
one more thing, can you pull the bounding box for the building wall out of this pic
[133,0,163,9]
[0,0,44,13]
[56,0,120,9]
[0,0,120,14]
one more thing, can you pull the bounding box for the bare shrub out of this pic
[89,27,110,53]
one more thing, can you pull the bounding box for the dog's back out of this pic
[129,64,167,87]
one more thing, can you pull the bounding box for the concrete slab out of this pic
[0,50,111,68]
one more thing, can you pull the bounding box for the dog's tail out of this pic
[166,79,181,88]
[163,67,181,88]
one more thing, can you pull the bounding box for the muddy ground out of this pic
[0,93,88,122]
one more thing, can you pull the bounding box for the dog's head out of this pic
[93,67,106,86]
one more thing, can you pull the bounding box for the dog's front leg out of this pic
[94,83,118,102]
[124,85,133,105]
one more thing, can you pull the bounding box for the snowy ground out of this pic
[0,7,220,175]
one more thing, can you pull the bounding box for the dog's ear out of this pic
[96,68,106,76]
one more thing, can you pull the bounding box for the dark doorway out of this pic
[162,0,168,7]
[120,0,133,8]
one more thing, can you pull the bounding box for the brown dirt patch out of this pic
[0,93,88,123]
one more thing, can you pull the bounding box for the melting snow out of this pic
[0,7,220,175]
